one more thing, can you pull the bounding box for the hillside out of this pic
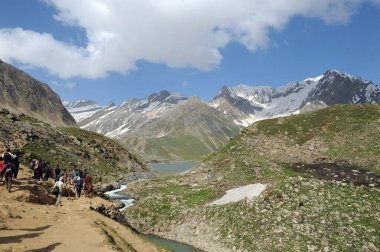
[68,94,240,161]
[121,97,240,161]
[123,104,380,252]
[0,109,148,187]
[0,60,76,127]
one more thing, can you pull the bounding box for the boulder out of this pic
[113,200,126,209]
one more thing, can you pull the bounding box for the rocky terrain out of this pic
[123,104,380,252]
[0,59,76,127]
[0,109,148,188]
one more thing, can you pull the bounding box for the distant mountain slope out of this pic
[67,91,239,161]
[65,70,380,161]
[0,59,76,126]
[211,70,380,126]
[76,91,187,139]
[120,97,240,161]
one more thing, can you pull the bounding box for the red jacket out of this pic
[0,161,5,172]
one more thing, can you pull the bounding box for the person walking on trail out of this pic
[4,162,14,192]
[2,148,15,165]
[54,165,61,182]
[13,155,20,179]
[75,175,83,199]
[2,148,15,192]
[34,159,43,181]
[52,176,64,206]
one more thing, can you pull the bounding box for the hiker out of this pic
[4,162,14,192]
[43,162,52,181]
[40,160,47,180]
[69,168,78,185]
[0,157,5,182]
[33,159,42,180]
[2,148,15,165]
[84,174,93,197]
[51,176,64,206]
[2,148,15,192]
[54,165,61,182]
[75,175,83,199]
[12,155,20,179]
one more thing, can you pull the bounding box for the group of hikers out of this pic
[31,158,95,206]
[0,147,94,207]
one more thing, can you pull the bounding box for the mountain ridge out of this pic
[0,59,76,127]
[65,70,380,161]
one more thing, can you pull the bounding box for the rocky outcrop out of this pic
[0,59,76,127]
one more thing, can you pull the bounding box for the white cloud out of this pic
[52,80,78,89]
[0,0,377,78]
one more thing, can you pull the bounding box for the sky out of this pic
[0,0,380,105]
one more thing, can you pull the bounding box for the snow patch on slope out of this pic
[209,183,267,205]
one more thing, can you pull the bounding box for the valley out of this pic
[1,2,380,252]
[0,61,379,252]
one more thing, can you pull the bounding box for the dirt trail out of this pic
[0,167,163,252]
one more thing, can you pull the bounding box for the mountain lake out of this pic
[149,161,198,173]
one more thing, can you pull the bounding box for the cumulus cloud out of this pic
[0,0,377,78]
[52,80,78,89]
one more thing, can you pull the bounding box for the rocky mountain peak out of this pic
[215,85,275,104]
[147,90,187,104]
[306,70,380,105]
[106,101,116,107]
[0,60,76,126]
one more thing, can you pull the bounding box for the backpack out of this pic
[76,178,83,188]
[5,163,13,175]
[3,152,12,164]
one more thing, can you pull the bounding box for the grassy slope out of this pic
[0,113,147,184]
[125,104,380,251]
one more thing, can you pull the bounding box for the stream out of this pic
[105,161,203,252]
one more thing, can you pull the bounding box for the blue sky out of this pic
[0,0,379,104]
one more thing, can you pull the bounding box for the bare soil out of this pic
[0,167,163,252]
[290,162,380,187]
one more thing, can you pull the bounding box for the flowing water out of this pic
[105,161,201,252]
[144,234,204,252]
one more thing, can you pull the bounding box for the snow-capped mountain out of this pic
[211,70,380,126]
[65,91,239,161]
[64,100,104,122]
[73,90,189,139]
[65,70,380,161]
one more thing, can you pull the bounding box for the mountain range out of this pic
[65,70,380,161]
